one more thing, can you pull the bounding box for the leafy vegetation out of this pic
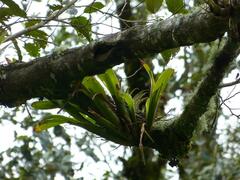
[32,66,173,146]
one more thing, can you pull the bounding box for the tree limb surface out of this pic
[0,7,228,107]
[148,38,240,158]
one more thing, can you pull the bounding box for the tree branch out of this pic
[4,0,78,43]
[148,38,240,158]
[219,78,240,88]
[0,7,228,106]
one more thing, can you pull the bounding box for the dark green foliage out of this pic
[70,16,92,42]
[32,67,173,146]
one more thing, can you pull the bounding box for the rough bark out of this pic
[147,38,240,158]
[0,7,228,107]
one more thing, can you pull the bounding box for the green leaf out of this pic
[84,2,104,13]
[145,68,174,129]
[82,76,106,95]
[98,69,120,97]
[24,43,40,57]
[70,16,92,41]
[83,73,120,126]
[34,115,78,133]
[161,50,172,64]
[25,30,48,48]
[142,63,155,92]
[84,108,129,143]
[145,0,163,14]
[89,110,117,130]
[1,0,26,17]
[161,48,180,64]
[25,19,41,27]
[123,93,136,123]
[15,135,29,141]
[31,101,58,110]
[0,28,7,44]
[56,107,126,144]
[166,0,185,14]
[153,68,174,93]
[68,96,95,116]
[99,70,133,128]
[133,91,147,111]
[0,8,14,21]
[53,27,71,46]
[48,4,63,11]
[93,94,119,126]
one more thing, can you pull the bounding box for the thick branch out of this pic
[0,7,228,106]
[148,38,240,158]
[174,39,240,139]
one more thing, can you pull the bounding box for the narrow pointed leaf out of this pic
[142,63,155,92]
[133,91,148,111]
[145,68,174,129]
[115,95,133,130]
[34,115,78,133]
[153,68,174,93]
[31,100,58,110]
[82,76,106,95]
[92,94,120,125]
[91,110,132,143]
[123,93,136,123]
[99,69,120,97]
[89,110,117,129]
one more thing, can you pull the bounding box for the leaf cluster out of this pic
[32,64,174,146]
[145,0,187,14]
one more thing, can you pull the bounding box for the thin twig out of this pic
[219,93,240,118]
[117,0,128,17]
[123,66,143,79]
[91,141,115,174]
[4,0,78,43]
[219,78,240,88]
[24,103,33,120]
[220,91,240,104]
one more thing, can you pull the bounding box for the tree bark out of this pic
[0,7,228,106]
[147,38,240,158]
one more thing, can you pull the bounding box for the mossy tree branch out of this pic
[1,3,240,160]
[147,38,240,158]
[0,7,228,107]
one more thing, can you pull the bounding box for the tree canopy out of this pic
[1,0,240,179]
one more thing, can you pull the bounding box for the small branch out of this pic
[4,0,78,43]
[219,94,240,118]
[219,78,240,88]
[174,38,240,140]
[219,91,240,106]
